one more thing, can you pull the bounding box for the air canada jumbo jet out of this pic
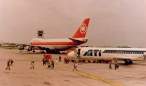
[24,18,90,53]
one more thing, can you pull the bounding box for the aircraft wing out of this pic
[16,43,31,50]
[113,55,144,61]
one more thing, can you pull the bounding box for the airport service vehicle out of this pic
[68,47,146,64]
[19,18,90,53]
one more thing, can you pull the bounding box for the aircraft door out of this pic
[77,48,81,58]
[99,50,101,57]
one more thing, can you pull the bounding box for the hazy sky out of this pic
[0,0,146,47]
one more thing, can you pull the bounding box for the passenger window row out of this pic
[103,50,144,54]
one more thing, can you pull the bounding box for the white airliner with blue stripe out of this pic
[68,47,146,64]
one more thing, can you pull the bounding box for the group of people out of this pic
[42,54,79,71]
[64,57,70,64]
[42,53,55,69]
[5,55,119,72]
[29,54,55,70]
[42,58,55,69]
[109,58,119,70]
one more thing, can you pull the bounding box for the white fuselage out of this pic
[29,18,90,51]
[69,47,146,61]
[30,38,81,50]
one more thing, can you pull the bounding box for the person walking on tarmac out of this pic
[73,61,78,71]
[5,59,14,70]
[109,60,112,69]
[5,59,11,70]
[114,58,119,70]
[30,60,35,69]
[59,56,61,62]
[47,60,51,68]
[42,57,47,66]
[51,60,55,69]
[109,58,119,70]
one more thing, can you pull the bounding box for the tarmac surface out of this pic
[0,48,146,86]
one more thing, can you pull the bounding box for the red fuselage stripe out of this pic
[31,42,79,45]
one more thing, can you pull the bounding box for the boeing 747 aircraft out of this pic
[19,18,90,53]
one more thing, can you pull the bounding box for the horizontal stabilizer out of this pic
[69,37,88,43]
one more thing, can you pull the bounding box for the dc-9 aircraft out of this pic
[68,47,146,64]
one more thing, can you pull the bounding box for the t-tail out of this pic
[69,18,90,43]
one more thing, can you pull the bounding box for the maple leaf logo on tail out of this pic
[72,18,90,38]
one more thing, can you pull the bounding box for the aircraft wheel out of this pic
[124,59,133,65]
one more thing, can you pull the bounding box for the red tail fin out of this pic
[72,18,90,38]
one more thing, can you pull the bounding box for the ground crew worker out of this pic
[73,61,78,71]
[77,48,81,58]
[30,60,35,69]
